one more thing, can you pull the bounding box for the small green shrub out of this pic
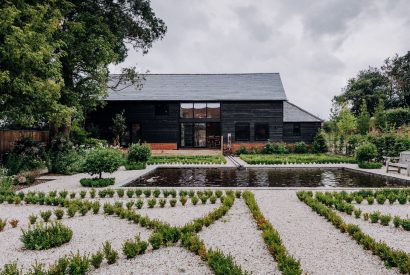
[126,201,134,210]
[191,196,198,205]
[80,178,115,188]
[82,147,122,179]
[379,214,392,226]
[103,241,118,265]
[116,189,125,198]
[0,218,7,232]
[358,162,383,169]
[20,222,73,250]
[148,198,156,208]
[143,189,152,198]
[387,193,397,204]
[170,198,177,207]
[312,133,328,153]
[210,196,217,204]
[136,199,144,209]
[54,209,65,220]
[90,188,96,198]
[67,206,77,218]
[92,202,100,214]
[398,193,407,204]
[366,197,374,205]
[356,143,377,163]
[207,249,246,275]
[122,236,148,258]
[127,143,151,163]
[28,214,38,225]
[135,189,143,197]
[148,232,163,250]
[159,199,166,208]
[40,211,52,223]
[180,196,187,206]
[126,189,134,198]
[294,141,308,154]
[215,190,223,198]
[354,209,362,219]
[153,189,161,198]
[90,251,104,269]
[376,194,386,204]
[200,196,208,204]
[393,216,401,228]
[370,211,380,223]
[80,190,87,198]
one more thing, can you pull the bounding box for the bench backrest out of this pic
[399,151,410,164]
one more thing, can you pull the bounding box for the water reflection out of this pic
[125,168,405,188]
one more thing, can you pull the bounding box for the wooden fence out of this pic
[0,130,49,154]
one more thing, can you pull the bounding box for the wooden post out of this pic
[221,136,224,155]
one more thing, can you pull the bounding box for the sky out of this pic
[110,0,410,120]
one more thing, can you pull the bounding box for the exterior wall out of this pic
[221,101,283,145]
[282,122,322,143]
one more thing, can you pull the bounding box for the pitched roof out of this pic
[283,101,323,122]
[106,73,287,101]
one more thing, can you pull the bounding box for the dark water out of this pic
[124,168,408,188]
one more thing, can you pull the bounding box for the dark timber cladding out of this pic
[87,73,322,149]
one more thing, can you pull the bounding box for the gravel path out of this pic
[0,210,151,272]
[92,246,213,275]
[138,203,221,226]
[352,203,410,218]
[199,199,279,275]
[253,190,400,275]
[0,204,57,229]
[339,212,410,253]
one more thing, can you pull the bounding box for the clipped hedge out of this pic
[240,154,356,165]
[242,191,302,275]
[80,178,115,187]
[147,155,226,165]
[20,222,73,250]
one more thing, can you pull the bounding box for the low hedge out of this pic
[147,155,226,165]
[242,191,302,275]
[124,162,146,170]
[297,191,410,274]
[240,154,356,165]
[20,222,73,250]
[358,162,383,169]
[80,178,115,187]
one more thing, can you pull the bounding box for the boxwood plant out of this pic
[20,222,73,250]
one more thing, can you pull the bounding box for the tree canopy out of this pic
[0,0,166,130]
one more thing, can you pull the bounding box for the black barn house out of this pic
[89,73,322,150]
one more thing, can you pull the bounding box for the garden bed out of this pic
[147,155,226,165]
[240,154,356,165]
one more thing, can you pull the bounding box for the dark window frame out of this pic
[155,103,169,116]
[235,122,250,141]
[255,123,269,141]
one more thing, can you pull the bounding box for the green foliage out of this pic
[294,142,308,154]
[374,99,387,131]
[355,143,377,163]
[112,111,127,146]
[147,155,226,165]
[67,252,89,275]
[336,106,357,136]
[206,250,247,275]
[40,211,52,223]
[28,215,38,225]
[0,262,22,275]
[82,148,122,179]
[148,232,163,250]
[170,198,177,207]
[385,108,410,128]
[147,198,156,208]
[357,100,370,134]
[0,219,7,232]
[103,241,118,265]
[358,162,383,169]
[80,178,115,187]
[136,199,144,209]
[20,222,73,250]
[122,236,148,259]
[128,143,151,163]
[126,189,134,198]
[54,209,64,220]
[48,134,84,174]
[240,154,356,165]
[90,251,104,269]
[124,162,146,170]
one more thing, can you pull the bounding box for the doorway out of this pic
[180,122,220,148]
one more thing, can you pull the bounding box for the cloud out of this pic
[110,0,410,119]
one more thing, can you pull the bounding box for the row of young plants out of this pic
[331,189,410,205]
[297,191,410,274]
[1,191,245,274]
[314,191,410,231]
[146,155,227,165]
[0,218,20,232]
[242,191,302,275]
[240,154,356,165]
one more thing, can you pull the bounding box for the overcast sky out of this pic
[110,0,410,119]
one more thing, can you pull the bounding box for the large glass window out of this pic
[194,123,206,147]
[194,103,207,119]
[255,123,269,141]
[180,123,193,147]
[180,103,193,118]
[235,123,250,141]
[207,103,220,118]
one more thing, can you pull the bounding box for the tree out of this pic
[357,100,370,135]
[383,51,410,107]
[0,1,70,127]
[334,67,391,116]
[336,106,357,137]
[112,111,127,146]
[374,99,387,131]
[54,0,167,134]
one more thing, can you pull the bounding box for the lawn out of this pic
[240,153,357,165]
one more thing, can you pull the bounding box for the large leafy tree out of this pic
[54,0,166,134]
[383,52,410,107]
[0,0,69,127]
[334,67,391,116]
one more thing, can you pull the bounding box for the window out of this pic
[255,123,269,141]
[180,123,193,147]
[194,103,207,119]
[155,103,169,116]
[293,123,301,136]
[235,123,250,141]
[207,103,220,118]
[180,103,193,118]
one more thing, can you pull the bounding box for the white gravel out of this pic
[0,204,57,229]
[352,203,410,218]
[253,190,400,275]
[0,208,151,272]
[339,211,410,253]
[199,199,279,275]
[92,246,213,275]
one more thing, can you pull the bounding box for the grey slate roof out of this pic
[106,73,287,101]
[283,101,323,122]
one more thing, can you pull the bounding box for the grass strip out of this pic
[147,155,226,165]
[242,191,302,275]
[297,191,410,274]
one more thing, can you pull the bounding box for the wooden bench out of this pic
[386,151,410,176]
